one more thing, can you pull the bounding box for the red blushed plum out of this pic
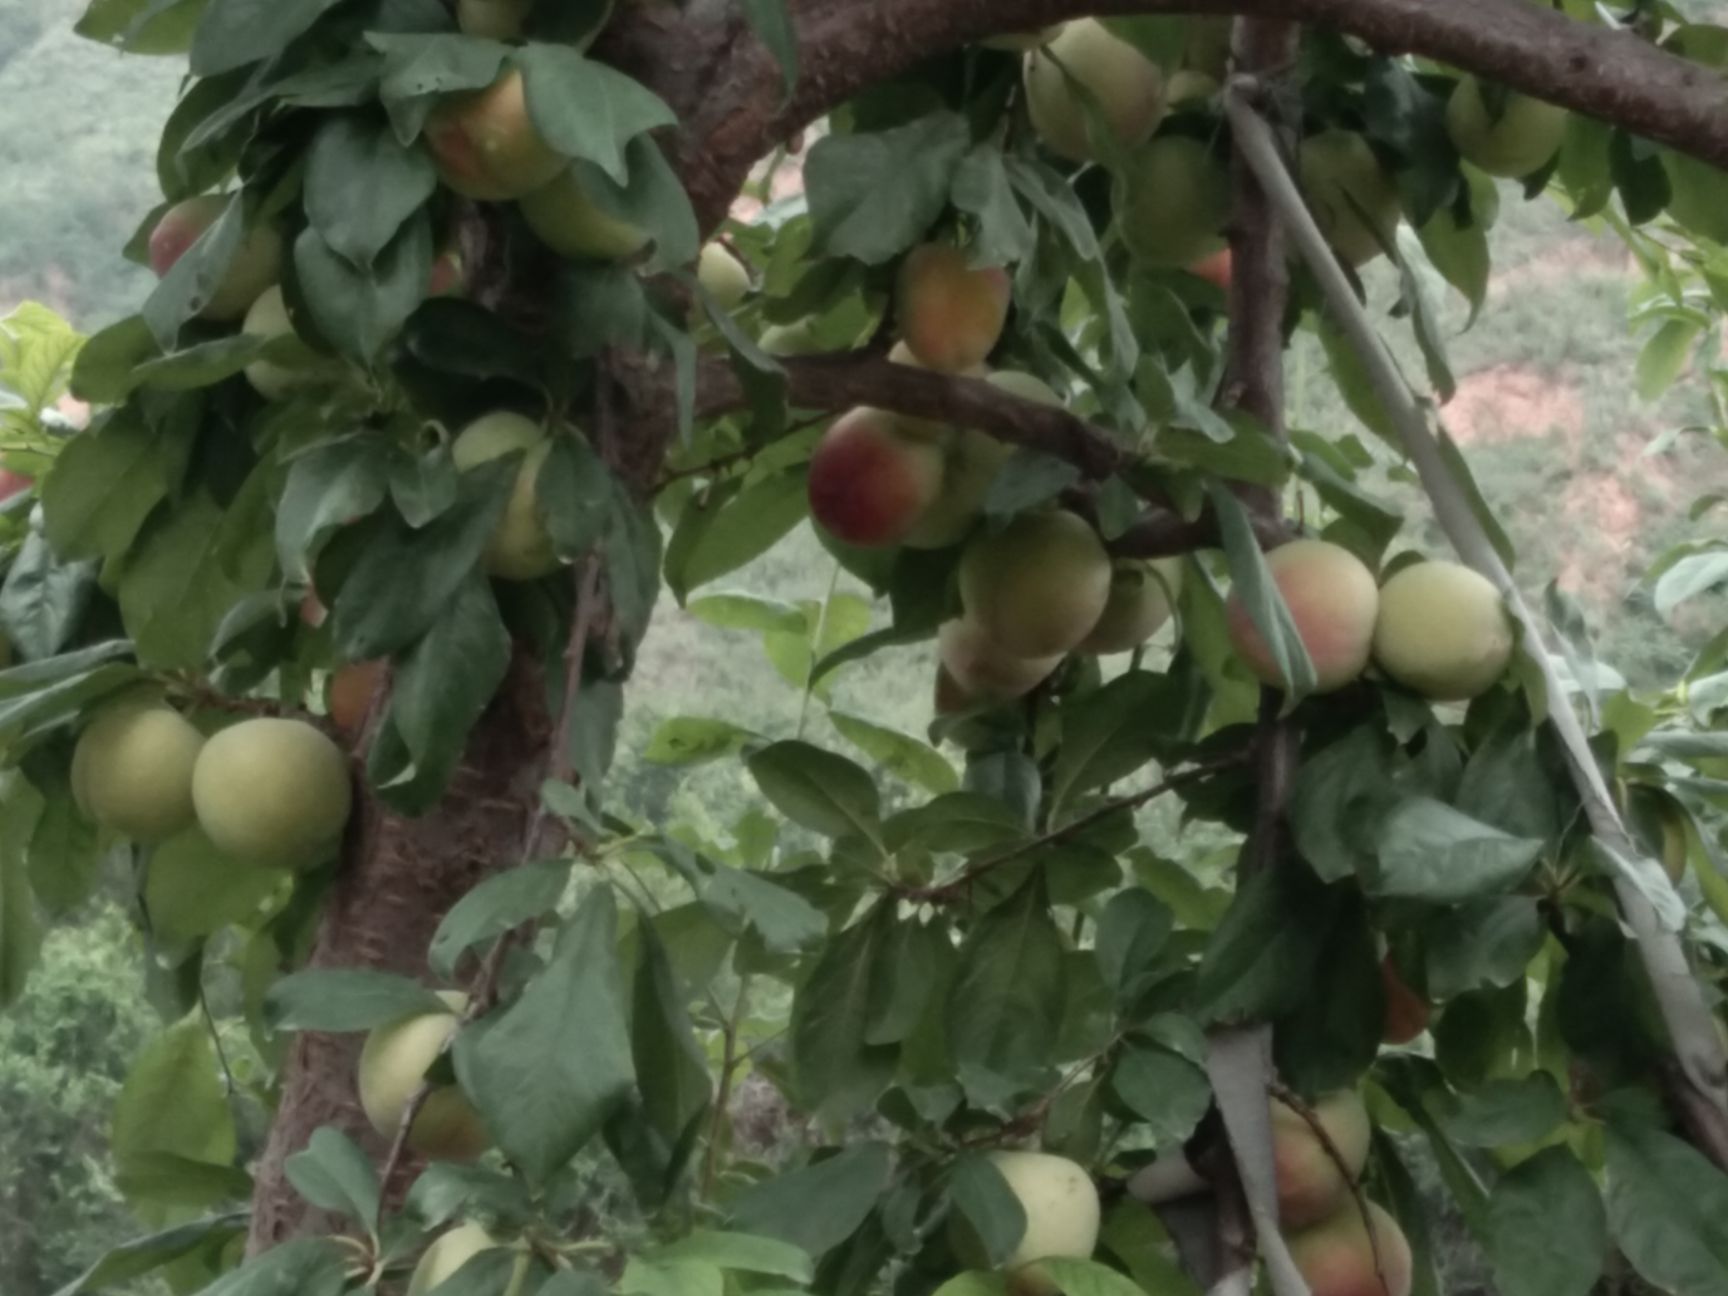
[1190,247,1233,290]
[896,245,1012,374]
[426,68,565,202]
[1287,1201,1413,1296]
[148,195,283,321]
[0,469,33,503]
[807,409,945,548]
[1226,538,1379,693]
[1272,1090,1372,1228]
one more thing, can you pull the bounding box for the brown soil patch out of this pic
[1492,237,1629,295]
[1557,472,1644,599]
[1444,364,1586,448]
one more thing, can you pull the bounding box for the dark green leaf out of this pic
[265,969,450,1032]
[949,1156,1027,1268]
[284,1127,381,1229]
[1604,1114,1728,1296]
[791,902,900,1120]
[430,860,571,980]
[190,0,343,75]
[728,1144,893,1260]
[1486,1146,1606,1296]
[275,435,392,583]
[1369,798,1543,903]
[807,112,972,265]
[516,44,677,182]
[304,112,437,268]
[747,740,881,841]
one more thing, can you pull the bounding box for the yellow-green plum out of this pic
[1165,68,1220,106]
[359,992,491,1161]
[191,718,352,869]
[242,287,333,402]
[1299,131,1401,266]
[897,245,1012,374]
[761,318,825,356]
[452,412,563,581]
[1078,558,1183,655]
[148,195,283,322]
[408,1223,498,1296]
[903,370,1056,550]
[519,167,648,260]
[1372,560,1513,701]
[938,619,1063,703]
[698,242,751,310]
[1226,538,1379,693]
[74,703,205,843]
[1287,1201,1413,1296]
[426,69,565,201]
[456,0,531,39]
[960,510,1113,658]
[964,1151,1101,1295]
[1272,1090,1372,1228]
[983,25,1063,52]
[807,408,946,548]
[1024,19,1166,163]
[1446,77,1567,179]
[1118,134,1230,267]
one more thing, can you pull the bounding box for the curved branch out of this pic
[601,0,1728,233]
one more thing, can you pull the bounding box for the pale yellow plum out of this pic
[938,620,1062,703]
[1024,20,1166,163]
[1225,538,1379,693]
[74,703,205,843]
[761,318,825,356]
[191,718,352,869]
[1287,1201,1413,1296]
[1299,131,1401,266]
[977,1151,1102,1295]
[1078,558,1183,655]
[1119,135,1230,267]
[897,245,1012,374]
[698,242,751,310]
[451,412,563,581]
[1446,77,1567,179]
[359,991,491,1161]
[1272,1090,1372,1229]
[1372,560,1513,701]
[959,510,1112,658]
[426,69,564,201]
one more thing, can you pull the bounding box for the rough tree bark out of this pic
[249,0,1728,1249]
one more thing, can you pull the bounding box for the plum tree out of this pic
[456,0,531,39]
[148,195,282,321]
[1272,1090,1372,1228]
[1024,20,1166,163]
[1372,560,1513,701]
[73,702,204,843]
[959,510,1113,658]
[191,718,353,869]
[1227,539,1380,693]
[425,68,564,201]
[956,1151,1101,1294]
[1380,956,1431,1045]
[698,242,750,310]
[241,287,331,402]
[451,412,563,581]
[896,245,1011,374]
[904,370,1056,549]
[327,661,386,737]
[520,168,649,260]
[1118,135,1230,267]
[938,620,1062,703]
[1286,1201,1414,1296]
[807,407,946,548]
[1446,77,1567,178]
[358,992,491,1161]
[1078,558,1183,655]
[1298,131,1401,266]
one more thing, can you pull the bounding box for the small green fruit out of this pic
[451,412,563,581]
[1298,130,1401,266]
[359,992,491,1161]
[1078,558,1183,655]
[1446,77,1567,179]
[75,703,205,843]
[959,510,1113,658]
[191,718,352,869]
[698,242,751,310]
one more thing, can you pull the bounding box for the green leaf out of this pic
[655,1232,811,1281]
[747,740,882,841]
[537,434,614,562]
[112,1017,237,1210]
[1193,861,1333,1023]
[728,1144,893,1259]
[1423,896,1544,999]
[26,786,102,915]
[454,889,636,1184]
[305,112,437,269]
[1418,181,1492,325]
[75,0,210,55]
[0,302,84,435]
[738,0,798,94]
[1291,726,1396,883]
[1210,483,1317,697]
[1656,551,1728,618]
[620,1258,721,1296]
[807,112,972,264]
[516,44,677,183]
[430,860,571,980]
[0,787,42,1009]
[643,716,759,767]
[48,1214,247,1296]
[604,478,663,655]
[265,969,450,1032]
[702,866,826,953]
[145,828,285,949]
[1370,798,1544,904]
[984,451,1081,517]
[295,213,433,363]
[285,1127,381,1229]
[952,145,1035,268]
[1049,671,1179,816]
[830,711,958,796]
[1605,1115,1728,1296]
[275,435,392,584]
[624,918,712,1162]
[947,873,1065,1106]
[791,902,899,1120]
[1110,1031,1211,1148]
[885,793,1027,856]
[43,401,190,565]
[1444,1073,1566,1148]
[1035,1258,1150,1296]
[949,1156,1027,1268]
[181,1239,349,1296]
[0,525,99,663]
[1094,889,1172,1005]
[664,471,808,603]
[190,0,343,74]
[1486,1146,1606,1296]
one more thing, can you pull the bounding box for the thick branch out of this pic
[602,0,1728,233]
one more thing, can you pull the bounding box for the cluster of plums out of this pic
[72,702,351,869]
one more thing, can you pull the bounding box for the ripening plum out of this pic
[1118,135,1230,267]
[191,718,352,869]
[950,1151,1101,1295]
[451,412,563,581]
[1078,558,1183,655]
[1446,77,1567,179]
[1272,1089,1372,1228]
[74,702,205,843]
[1372,560,1513,701]
[1024,20,1166,163]
[426,68,565,201]
[358,991,491,1161]
[1298,131,1401,266]
[959,510,1113,658]
[519,167,648,260]
[903,370,1056,549]
[807,408,946,548]
[148,195,283,321]
[698,242,751,310]
[939,619,1063,703]
[897,245,1012,374]
[1226,538,1379,694]
[1286,1201,1413,1296]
